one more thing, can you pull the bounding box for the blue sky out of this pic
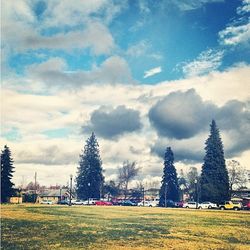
[5,0,250,83]
[1,0,250,186]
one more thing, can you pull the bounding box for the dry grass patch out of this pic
[1,204,249,250]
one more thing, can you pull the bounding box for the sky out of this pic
[1,0,250,188]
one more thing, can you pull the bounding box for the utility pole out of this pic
[69,174,73,206]
[21,175,25,189]
[60,187,62,202]
[34,172,37,194]
[142,187,145,206]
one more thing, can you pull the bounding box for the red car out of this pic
[95,201,112,206]
[243,200,250,210]
[175,201,184,208]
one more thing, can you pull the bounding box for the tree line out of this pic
[75,120,248,205]
[1,120,248,203]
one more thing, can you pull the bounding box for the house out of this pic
[10,197,23,204]
[144,188,160,200]
[37,188,73,204]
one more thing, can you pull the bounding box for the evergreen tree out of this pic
[76,133,104,200]
[1,145,15,203]
[103,180,119,198]
[200,120,229,203]
[159,147,179,206]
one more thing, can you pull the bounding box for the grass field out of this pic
[1,204,250,250]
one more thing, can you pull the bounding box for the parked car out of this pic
[198,202,218,209]
[58,200,69,205]
[83,198,99,205]
[40,200,53,205]
[219,201,242,210]
[72,200,84,205]
[160,199,178,208]
[243,200,250,210]
[120,200,137,206]
[110,199,120,206]
[95,200,112,206]
[174,201,184,208]
[138,200,157,207]
[183,201,199,209]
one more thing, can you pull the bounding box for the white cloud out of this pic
[181,49,224,77]
[219,23,250,46]
[237,0,250,15]
[138,0,151,14]
[43,0,109,27]
[13,163,78,188]
[1,1,119,55]
[171,0,224,11]
[2,20,115,55]
[219,0,250,46]
[23,56,133,89]
[144,67,162,78]
[127,41,149,58]
[1,64,250,187]
[126,40,163,60]
[42,0,127,27]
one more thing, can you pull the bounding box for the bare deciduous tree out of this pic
[118,161,140,199]
[26,181,40,191]
[227,160,248,192]
[143,180,160,190]
[186,167,199,201]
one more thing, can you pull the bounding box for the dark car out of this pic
[175,201,184,208]
[58,200,69,205]
[111,199,122,206]
[165,200,178,208]
[160,200,178,208]
[243,200,250,210]
[121,200,137,206]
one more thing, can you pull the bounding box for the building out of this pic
[231,189,250,199]
[37,188,72,204]
[10,197,23,204]
[144,188,160,200]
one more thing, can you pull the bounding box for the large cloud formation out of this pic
[149,89,250,162]
[149,89,217,139]
[26,56,133,87]
[2,1,121,55]
[83,105,142,139]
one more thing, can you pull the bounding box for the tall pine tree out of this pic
[159,147,179,206]
[200,120,229,203]
[76,133,104,200]
[1,145,15,203]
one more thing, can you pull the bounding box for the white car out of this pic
[83,198,99,205]
[138,200,158,207]
[72,200,84,205]
[183,201,199,209]
[198,202,218,209]
[40,200,53,205]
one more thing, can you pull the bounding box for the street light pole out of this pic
[69,174,73,206]
[60,187,62,202]
[88,182,90,205]
[142,187,145,206]
[180,184,185,201]
[197,179,200,206]
[194,179,198,209]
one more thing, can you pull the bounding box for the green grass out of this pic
[1,204,250,250]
